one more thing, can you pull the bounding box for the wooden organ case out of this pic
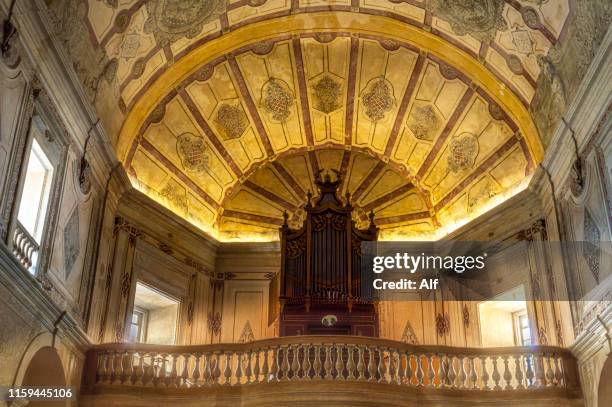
[278,172,379,336]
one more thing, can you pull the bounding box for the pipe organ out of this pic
[278,172,378,336]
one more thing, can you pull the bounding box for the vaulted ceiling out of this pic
[65,0,573,241]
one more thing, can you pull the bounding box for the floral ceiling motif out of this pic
[53,0,586,241]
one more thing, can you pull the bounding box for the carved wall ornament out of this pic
[313,75,342,114]
[582,209,601,283]
[506,54,524,75]
[261,78,294,122]
[158,242,174,255]
[400,320,419,344]
[63,206,80,279]
[436,312,450,336]
[521,8,541,29]
[239,320,256,343]
[439,63,460,80]
[447,133,479,172]
[176,132,209,173]
[538,327,548,345]
[76,157,92,195]
[407,105,441,141]
[207,311,222,336]
[516,218,547,241]
[488,102,505,120]
[251,41,275,56]
[214,103,248,140]
[462,304,470,327]
[361,77,395,122]
[144,0,226,46]
[426,0,507,42]
[264,272,276,280]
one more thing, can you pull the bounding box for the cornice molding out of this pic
[571,302,611,361]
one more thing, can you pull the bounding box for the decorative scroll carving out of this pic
[436,312,450,336]
[286,235,306,258]
[239,320,255,343]
[207,311,222,336]
[400,320,419,344]
[63,206,80,279]
[312,213,346,232]
[516,218,547,241]
[583,209,601,283]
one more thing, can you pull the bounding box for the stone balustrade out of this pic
[83,336,581,393]
[12,221,39,270]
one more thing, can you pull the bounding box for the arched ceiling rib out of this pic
[71,1,574,241]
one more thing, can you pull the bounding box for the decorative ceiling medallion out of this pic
[488,102,505,120]
[511,29,535,54]
[214,103,249,140]
[144,0,226,46]
[313,75,342,114]
[407,105,441,141]
[63,206,80,279]
[521,8,541,29]
[361,77,395,122]
[583,209,601,283]
[447,133,479,172]
[506,54,524,75]
[426,0,507,42]
[176,132,209,173]
[439,63,460,80]
[261,78,294,123]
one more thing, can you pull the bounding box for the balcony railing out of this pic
[12,221,39,270]
[83,336,580,393]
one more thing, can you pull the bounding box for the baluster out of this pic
[245,351,253,384]
[314,345,322,379]
[262,349,270,382]
[112,351,123,385]
[223,352,232,385]
[202,353,211,385]
[458,356,467,389]
[281,346,291,381]
[447,356,456,388]
[491,356,501,390]
[502,355,512,390]
[213,352,222,385]
[545,353,555,386]
[124,351,135,385]
[385,349,393,384]
[235,351,243,385]
[405,352,413,386]
[481,356,490,390]
[191,353,201,387]
[273,346,281,381]
[554,355,563,386]
[357,346,365,381]
[415,354,424,386]
[168,353,178,388]
[367,346,376,381]
[158,354,168,387]
[302,345,311,380]
[324,345,333,380]
[97,352,108,384]
[335,344,344,380]
[525,354,535,388]
[377,348,385,383]
[291,345,300,380]
[515,355,525,389]
[428,354,435,387]
[347,345,356,381]
[179,354,189,388]
[437,354,446,388]
[469,356,477,389]
[535,353,546,387]
[142,353,153,387]
[253,349,261,383]
[396,351,405,385]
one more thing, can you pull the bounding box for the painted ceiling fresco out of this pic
[47,0,583,241]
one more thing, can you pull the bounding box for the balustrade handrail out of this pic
[90,336,574,357]
[84,335,581,393]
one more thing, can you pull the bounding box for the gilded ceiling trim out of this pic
[116,12,544,167]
